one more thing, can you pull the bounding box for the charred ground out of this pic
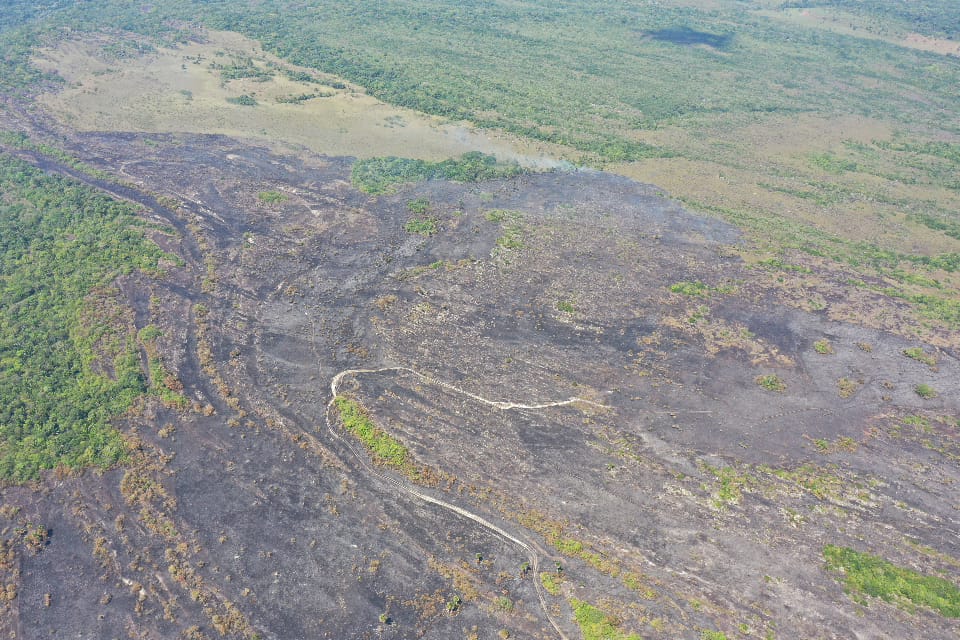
[0,121,957,639]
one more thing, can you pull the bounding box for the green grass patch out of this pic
[569,599,641,640]
[539,572,562,596]
[333,395,438,484]
[915,384,938,399]
[670,281,710,297]
[257,190,288,204]
[404,217,438,236]
[484,209,525,253]
[552,537,584,555]
[814,339,834,355]
[556,300,575,314]
[823,545,960,617]
[903,347,937,367]
[669,280,737,297]
[702,463,750,508]
[333,395,410,470]
[406,197,430,214]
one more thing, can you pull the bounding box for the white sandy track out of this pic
[324,366,608,640]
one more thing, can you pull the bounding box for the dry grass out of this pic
[33,31,531,162]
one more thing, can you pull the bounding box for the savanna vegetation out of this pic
[2,0,958,332]
[351,152,523,194]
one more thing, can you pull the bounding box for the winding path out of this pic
[324,366,609,640]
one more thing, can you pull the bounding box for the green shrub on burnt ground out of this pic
[823,545,960,617]
[333,395,425,480]
[755,374,786,393]
[351,152,523,194]
[903,347,937,367]
[570,599,642,640]
[915,384,938,399]
[404,217,438,236]
[0,152,170,481]
[257,190,288,204]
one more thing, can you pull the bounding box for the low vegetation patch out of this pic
[484,209,525,253]
[539,572,562,596]
[903,347,937,368]
[669,280,737,297]
[351,152,523,194]
[275,91,332,104]
[915,384,938,399]
[226,94,257,106]
[823,545,960,617]
[257,190,288,204]
[556,300,575,314]
[569,599,641,640]
[702,463,750,509]
[406,197,430,214]
[755,374,786,393]
[404,217,438,236]
[332,395,444,486]
[837,377,860,398]
[814,339,833,355]
[333,395,410,470]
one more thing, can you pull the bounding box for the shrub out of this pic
[814,339,833,354]
[351,152,523,194]
[915,384,937,399]
[756,374,786,392]
[837,378,859,398]
[404,217,438,235]
[226,94,257,106]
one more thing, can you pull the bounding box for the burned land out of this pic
[0,124,957,640]
[2,2,960,638]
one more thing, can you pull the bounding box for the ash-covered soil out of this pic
[2,130,958,640]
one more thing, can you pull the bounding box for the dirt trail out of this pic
[325,366,608,640]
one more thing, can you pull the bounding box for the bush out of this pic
[814,339,833,354]
[903,347,937,367]
[756,374,786,392]
[915,384,937,399]
[226,94,257,106]
[404,217,438,236]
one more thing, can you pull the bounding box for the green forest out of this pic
[0,152,167,481]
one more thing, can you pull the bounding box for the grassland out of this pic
[30,30,535,163]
